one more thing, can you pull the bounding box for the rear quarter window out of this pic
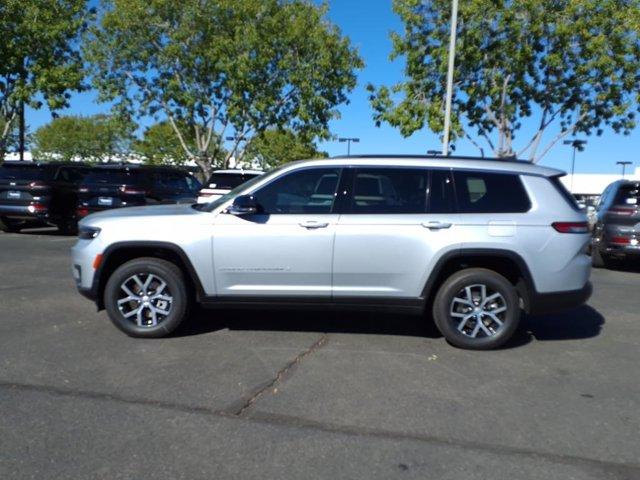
[453,171,531,213]
[613,184,640,206]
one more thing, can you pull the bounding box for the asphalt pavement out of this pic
[1,229,639,479]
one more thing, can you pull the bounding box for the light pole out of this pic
[616,161,632,178]
[338,137,359,156]
[563,139,587,193]
[442,0,459,156]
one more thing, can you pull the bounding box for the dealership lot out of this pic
[1,230,639,480]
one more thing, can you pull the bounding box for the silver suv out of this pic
[71,156,592,350]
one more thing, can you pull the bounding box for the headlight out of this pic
[78,226,101,240]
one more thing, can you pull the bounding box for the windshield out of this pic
[198,166,285,212]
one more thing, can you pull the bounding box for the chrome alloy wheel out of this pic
[117,273,173,327]
[449,284,508,338]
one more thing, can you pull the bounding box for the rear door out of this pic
[332,167,460,299]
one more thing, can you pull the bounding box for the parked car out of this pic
[76,165,201,219]
[197,169,263,203]
[0,161,93,234]
[591,180,640,268]
[72,155,591,350]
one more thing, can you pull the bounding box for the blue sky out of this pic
[25,0,639,174]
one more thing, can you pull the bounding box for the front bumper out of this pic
[528,281,593,315]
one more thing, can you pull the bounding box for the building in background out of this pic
[559,166,640,207]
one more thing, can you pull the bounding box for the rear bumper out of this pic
[0,204,49,218]
[528,281,592,315]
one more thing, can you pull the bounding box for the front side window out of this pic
[252,168,341,214]
[348,168,429,214]
[454,171,531,213]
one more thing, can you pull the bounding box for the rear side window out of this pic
[349,168,429,214]
[152,171,194,192]
[613,184,640,206]
[429,170,455,213]
[0,164,54,181]
[55,167,89,183]
[454,171,530,213]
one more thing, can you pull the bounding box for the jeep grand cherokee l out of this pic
[71,156,592,350]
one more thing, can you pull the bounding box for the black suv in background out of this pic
[591,180,640,267]
[0,162,92,234]
[76,164,201,219]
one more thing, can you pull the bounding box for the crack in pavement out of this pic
[226,333,329,417]
[1,379,640,476]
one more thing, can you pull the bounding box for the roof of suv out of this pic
[293,155,564,178]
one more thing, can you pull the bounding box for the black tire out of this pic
[104,257,191,338]
[56,217,78,236]
[432,268,521,350]
[591,247,608,269]
[0,217,22,233]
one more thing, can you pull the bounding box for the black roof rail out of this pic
[329,154,528,163]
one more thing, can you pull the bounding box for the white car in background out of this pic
[197,169,263,203]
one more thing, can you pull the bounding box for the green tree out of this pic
[368,0,640,162]
[0,0,91,159]
[86,0,363,177]
[32,115,133,162]
[133,121,227,167]
[0,118,20,157]
[244,129,327,169]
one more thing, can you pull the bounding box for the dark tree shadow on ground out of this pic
[176,303,605,350]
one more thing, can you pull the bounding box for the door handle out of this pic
[422,221,452,230]
[299,221,329,229]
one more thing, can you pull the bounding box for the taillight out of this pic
[76,207,89,217]
[610,236,631,245]
[552,222,589,234]
[119,186,146,195]
[609,207,635,216]
[27,203,47,213]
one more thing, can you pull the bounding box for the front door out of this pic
[213,167,342,297]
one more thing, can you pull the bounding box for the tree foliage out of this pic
[32,115,132,162]
[244,129,327,169]
[86,0,363,177]
[133,121,226,166]
[0,0,90,158]
[369,0,640,161]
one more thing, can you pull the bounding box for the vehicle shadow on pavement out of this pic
[12,227,67,236]
[508,305,605,347]
[178,308,442,339]
[178,304,605,349]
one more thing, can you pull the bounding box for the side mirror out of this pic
[227,194,259,215]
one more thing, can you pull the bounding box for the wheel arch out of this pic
[422,249,537,314]
[93,241,205,310]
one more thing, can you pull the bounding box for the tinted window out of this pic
[207,173,261,190]
[428,170,455,213]
[55,167,88,183]
[613,184,640,206]
[349,168,429,214]
[152,171,194,192]
[454,171,530,213]
[82,169,144,185]
[0,164,54,181]
[253,168,340,214]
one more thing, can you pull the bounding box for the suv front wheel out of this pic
[104,257,190,338]
[432,268,521,350]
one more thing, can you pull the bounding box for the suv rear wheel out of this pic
[432,268,521,350]
[104,257,190,338]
